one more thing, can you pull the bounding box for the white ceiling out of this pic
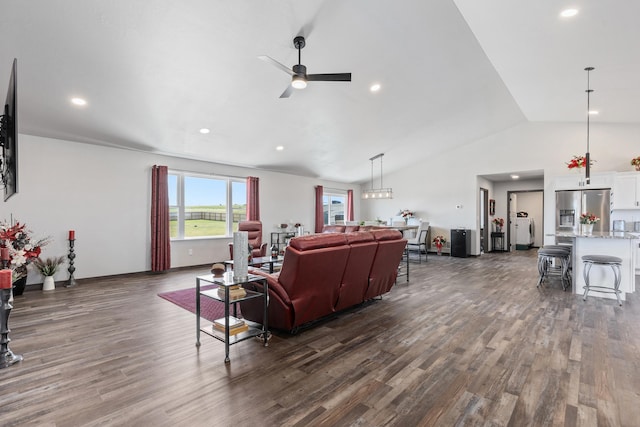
[1,1,638,184]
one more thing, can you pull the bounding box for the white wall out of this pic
[4,135,357,284]
[360,121,640,254]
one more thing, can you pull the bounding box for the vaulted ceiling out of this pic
[1,1,638,183]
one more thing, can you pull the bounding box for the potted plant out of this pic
[566,155,596,169]
[432,235,446,255]
[32,256,65,291]
[492,217,505,232]
[579,212,600,235]
[631,156,640,171]
[0,220,51,295]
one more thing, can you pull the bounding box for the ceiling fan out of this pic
[259,36,351,98]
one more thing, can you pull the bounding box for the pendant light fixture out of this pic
[584,66,594,185]
[362,153,393,199]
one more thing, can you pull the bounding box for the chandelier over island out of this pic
[362,153,393,199]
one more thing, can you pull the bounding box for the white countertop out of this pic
[549,231,640,239]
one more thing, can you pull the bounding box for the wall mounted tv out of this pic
[0,58,17,201]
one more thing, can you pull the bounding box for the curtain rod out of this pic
[166,167,248,180]
[323,187,352,192]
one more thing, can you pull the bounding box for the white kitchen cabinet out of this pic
[554,171,615,191]
[612,172,640,209]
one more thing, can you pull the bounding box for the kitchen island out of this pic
[550,232,639,301]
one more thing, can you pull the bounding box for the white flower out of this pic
[10,249,27,267]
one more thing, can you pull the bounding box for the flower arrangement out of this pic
[566,155,595,169]
[580,213,600,224]
[32,256,66,277]
[492,218,505,227]
[631,156,640,170]
[0,220,51,281]
[432,235,446,247]
[398,209,414,218]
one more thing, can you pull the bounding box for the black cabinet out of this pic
[451,229,471,258]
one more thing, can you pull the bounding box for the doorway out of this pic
[507,189,544,251]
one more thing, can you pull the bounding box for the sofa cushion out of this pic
[344,225,360,233]
[322,225,346,233]
[345,231,374,244]
[370,229,403,241]
[290,233,347,251]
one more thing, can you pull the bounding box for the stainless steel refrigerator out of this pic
[555,189,611,238]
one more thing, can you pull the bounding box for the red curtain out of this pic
[151,165,171,272]
[347,189,354,222]
[315,185,324,233]
[247,176,260,221]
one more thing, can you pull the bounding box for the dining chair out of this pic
[406,221,430,263]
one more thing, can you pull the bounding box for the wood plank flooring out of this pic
[1,250,639,426]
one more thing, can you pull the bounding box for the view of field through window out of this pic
[168,174,246,238]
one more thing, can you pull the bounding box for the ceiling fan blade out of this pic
[307,73,351,82]
[258,55,294,76]
[279,84,294,98]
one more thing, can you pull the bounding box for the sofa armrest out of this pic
[248,268,291,306]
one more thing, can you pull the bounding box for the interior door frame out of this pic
[480,187,489,253]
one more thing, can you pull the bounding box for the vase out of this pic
[42,276,55,291]
[495,225,502,233]
[635,164,640,171]
[582,223,594,235]
[12,276,27,296]
[436,245,442,255]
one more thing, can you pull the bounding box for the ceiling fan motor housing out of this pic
[292,64,307,76]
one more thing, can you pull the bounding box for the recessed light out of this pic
[511,175,520,179]
[560,8,578,18]
[199,128,210,134]
[276,145,284,151]
[71,97,87,106]
[588,110,599,115]
[370,83,381,92]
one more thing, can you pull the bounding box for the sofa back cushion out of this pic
[336,232,378,311]
[322,225,346,233]
[279,234,350,327]
[289,233,347,251]
[365,229,407,299]
[344,225,360,233]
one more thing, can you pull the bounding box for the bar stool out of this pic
[582,255,623,306]
[537,246,571,290]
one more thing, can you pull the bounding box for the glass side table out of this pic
[195,271,268,363]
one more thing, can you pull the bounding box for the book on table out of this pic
[213,316,248,335]
[216,285,246,300]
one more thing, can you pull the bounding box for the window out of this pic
[168,171,246,239]
[323,192,346,225]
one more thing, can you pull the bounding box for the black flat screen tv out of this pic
[1,58,17,201]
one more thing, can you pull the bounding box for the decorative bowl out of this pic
[210,263,225,277]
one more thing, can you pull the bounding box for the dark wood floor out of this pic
[2,250,639,426]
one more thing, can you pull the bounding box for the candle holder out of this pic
[1,287,23,368]
[66,238,77,288]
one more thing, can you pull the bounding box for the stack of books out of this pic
[213,316,249,335]
[217,284,246,300]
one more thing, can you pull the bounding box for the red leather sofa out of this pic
[240,229,406,332]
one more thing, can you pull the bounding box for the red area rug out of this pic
[158,285,241,322]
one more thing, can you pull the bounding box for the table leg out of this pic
[224,286,230,363]
[263,279,269,347]
[195,278,201,347]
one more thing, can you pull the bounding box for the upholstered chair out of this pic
[228,221,267,259]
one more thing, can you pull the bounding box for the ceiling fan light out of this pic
[291,75,307,89]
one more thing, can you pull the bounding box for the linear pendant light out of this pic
[584,66,594,185]
[362,153,393,199]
